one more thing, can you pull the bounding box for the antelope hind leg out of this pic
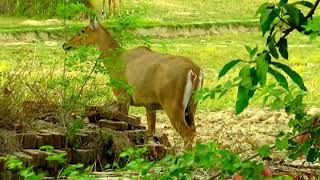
[164,104,196,150]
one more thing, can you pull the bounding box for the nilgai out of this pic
[62,20,204,149]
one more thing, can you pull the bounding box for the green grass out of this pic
[124,0,276,23]
[1,0,319,33]
[1,30,319,112]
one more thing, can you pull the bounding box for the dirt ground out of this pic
[138,107,320,158]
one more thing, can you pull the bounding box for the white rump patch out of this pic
[198,70,204,89]
[183,70,194,111]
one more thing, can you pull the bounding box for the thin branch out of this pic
[283,0,320,38]
[305,0,320,19]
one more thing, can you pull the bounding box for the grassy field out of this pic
[1,29,319,112]
[0,0,319,113]
[1,0,319,32]
[2,0,318,28]
[124,0,278,23]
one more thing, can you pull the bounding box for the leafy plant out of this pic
[66,117,85,148]
[40,145,67,164]
[60,163,93,179]
[4,155,45,180]
[121,142,275,179]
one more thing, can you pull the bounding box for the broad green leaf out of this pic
[256,54,269,86]
[259,145,270,157]
[292,1,314,8]
[278,38,288,59]
[279,0,288,6]
[236,66,252,114]
[256,3,275,16]
[268,67,289,90]
[218,59,242,79]
[271,62,307,91]
[239,65,252,88]
[250,67,259,85]
[236,86,249,114]
[285,4,303,26]
[268,34,279,59]
[260,9,278,35]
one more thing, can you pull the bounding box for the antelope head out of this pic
[62,19,116,51]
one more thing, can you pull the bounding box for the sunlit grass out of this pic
[1,30,319,112]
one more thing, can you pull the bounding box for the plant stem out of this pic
[283,0,320,38]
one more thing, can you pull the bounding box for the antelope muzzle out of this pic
[62,43,73,51]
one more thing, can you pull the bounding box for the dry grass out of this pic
[0,129,21,155]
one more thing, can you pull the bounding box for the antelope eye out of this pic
[81,30,85,33]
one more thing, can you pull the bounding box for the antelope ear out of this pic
[89,16,98,29]
[91,22,98,29]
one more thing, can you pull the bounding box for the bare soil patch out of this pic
[139,107,320,157]
[21,19,63,26]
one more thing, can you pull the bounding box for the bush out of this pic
[0,0,88,18]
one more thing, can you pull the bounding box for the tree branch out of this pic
[283,0,320,38]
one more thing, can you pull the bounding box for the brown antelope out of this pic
[62,20,204,149]
[102,0,122,17]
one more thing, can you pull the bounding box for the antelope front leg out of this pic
[146,109,156,144]
[118,0,122,16]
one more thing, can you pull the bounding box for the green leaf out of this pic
[288,118,299,127]
[39,145,54,152]
[256,3,274,16]
[292,1,314,8]
[303,16,320,31]
[306,148,318,162]
[239,65,252,88]
[245,45,258,59]
[268,34,279,59]
[236,86,250,114]
[235,66,254,113]
[262,95,269,105]
[245,45,252,55]
[284,4,303,26]
[218,59,242,79]
[310,32,318,41]
[251,46,258,58]
[278,38,288,59]
[279,0,288,6]
[275,137,289,150]
[260,9,278,35]
[271,98,283,110]
[271,62,307,91]
[259,145,270,157]
[268,67,289,90]
[236,66,252,114]
[256,54,269,86]
[46,153,66,164]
